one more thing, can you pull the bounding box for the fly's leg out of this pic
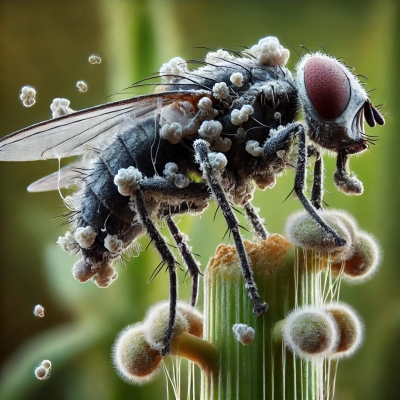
[333,150,364,195]
[135,188,178,356]
[194,139,268,316]
[165,215,201,307]
[243,202,269,241]
[294,125,346,246]
[308,145,324,210]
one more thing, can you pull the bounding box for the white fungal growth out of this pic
[160,122,183,144]
[92,265,118,288]
[163,162,179,179]
[33,304,45,318]
[88,54,102,64]
[112,323,162,385]
[159,57,188,82]
[57,231,77,253]
[232,323,255,345]
[274,111,281,120]
[41,360,52,370]
[213,136,232,152]
[212,82,229,100]
[34,366,50,380]
[208,152,227,171]
[283,306,339,360]
[114,166,143,197]
[231,104,254,125]
[174,174,190,188]
[104,234,123,253]
[198,97,213,111]
[75,226,97,248]
[246,140,263,157]
[20,86,37,107]
[205,49,236,64]
[76,80,88,93]
[248,36,290,67]
[198,120,223,140]
[230,72,244,87]
[269,125,285,138]
[50,98,74,118]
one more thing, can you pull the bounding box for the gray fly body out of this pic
[0,37,384,355]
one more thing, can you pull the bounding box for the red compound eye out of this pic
[304,56,351,120]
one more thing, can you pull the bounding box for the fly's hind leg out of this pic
[194,139,268,316]
[134,187,178,356]
[243,202,269,241]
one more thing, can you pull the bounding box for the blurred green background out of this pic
[0,0,398,399]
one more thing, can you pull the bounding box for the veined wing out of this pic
[0,91,206,162]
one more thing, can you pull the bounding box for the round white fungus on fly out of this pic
[50,98,74,118]
[22,97,36,107]
[230,72,244,87]
[104,234,123,253]
[248,36,290,67]
[198,120,223,140]
[213,136,232,152]
[198,97,213,111]
[208,152,227,171]
[205,49,236,64]
[246,140,263,157]
[41,360,52,370]
[57,231,77,253]
[75,226,97,248]
[159,57,188,82]
[76,80,88,93]
[231,104,254,125]
[174,174,190,188]
[88,54,102,64]
[114,166,143,197]
[160,122,183,144]
[232,323,255,345]
[92,265,118,288]
[20,86,37,107]
[33,304,45,318]
[212,82,229,100]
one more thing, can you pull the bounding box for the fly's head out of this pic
[296,52,384,155]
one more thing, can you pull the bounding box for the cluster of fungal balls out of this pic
[112,301,203,385]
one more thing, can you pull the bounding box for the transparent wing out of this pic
[27,159,87,192]
[0,91,204,162]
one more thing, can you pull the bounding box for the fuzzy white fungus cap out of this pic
[283,306,339,360]
[231,104,254,125]
[326,303,364,359]
[230,72,244,87]
[92,265,118,288]
[208,152,227,171]
[33,304,45,318]
[50,98,74,118]
[75,226,97,248]
[88,54,102,64]
[20,86,37,107]
[41,360,52,370]
[248,36,290,67]
[205,49,236,64]
[198,120,223,140]
[198,97,213,111]
[246,140,263,157]
[57,231,77,253]
[232,323,255,345]
[163,162,190,188]
[112,323,162,385]
[213,136,232,152]
[143,301,189,352]
[212,82,229,100]
[160,122,183,144]
[34,366,50,380]
[114,166,143,197]
[159,57,188,82]
[176,302,204,338]
[76,80,88,93]
[104,234,123,253]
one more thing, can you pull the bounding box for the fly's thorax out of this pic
[296,52,369,153]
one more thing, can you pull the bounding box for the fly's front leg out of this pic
[294,126,346,246]
[333,150,364,195]
[243,202,269,241]
[308,145,324,210]
[194,139,268,316]
[135,187,178,356]
[165,216,201,307]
